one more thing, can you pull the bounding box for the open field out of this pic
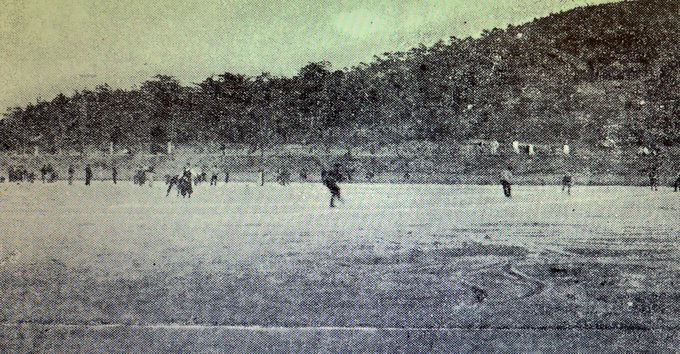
[1,181,680,352]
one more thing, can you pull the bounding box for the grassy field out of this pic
[1,181,679,352]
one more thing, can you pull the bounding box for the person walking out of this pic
[500,166,514,198]
[322,167,343,208]
[112,166,118,184]
[40,165,47,183]
[85,165,93,186]
[67,165,74,185]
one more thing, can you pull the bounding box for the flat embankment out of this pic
[1,182,679,352]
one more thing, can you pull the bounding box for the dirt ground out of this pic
[0,181,679,352]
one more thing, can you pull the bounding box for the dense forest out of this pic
[1,0,678,155]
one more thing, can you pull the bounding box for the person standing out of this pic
[85,165,93,186]
[112,166,118,184]
[210,165,218,186]
[500,166,514,198]
[40,165,47,183]
[674,173,680,192]
[562,171,573,195]
[68,165,74,185]
[224,170,230,184]
[649,168,659,191]
[322,168,343,208]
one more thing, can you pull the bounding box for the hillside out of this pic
[0,0,678,155]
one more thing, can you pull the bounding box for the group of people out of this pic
[649,168,680,192]
[8,160,680,209]
[7,166,35,183]
[39,164,59,183]
[4,164,100,186]
[497,166,680,198]
[5,165,61,184]
[165,165,196,198]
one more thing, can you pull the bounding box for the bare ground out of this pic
[0,182,679,352]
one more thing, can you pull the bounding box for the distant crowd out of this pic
[2,162,680,207]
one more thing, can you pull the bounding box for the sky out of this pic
[0,0,622,112]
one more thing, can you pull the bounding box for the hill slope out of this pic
[1,0,678,153]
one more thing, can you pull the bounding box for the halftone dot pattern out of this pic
[2,0,679,351]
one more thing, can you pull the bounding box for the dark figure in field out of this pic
[7,167,16,183]
[40,165,47,183]
[200,171,207,184]
[224,171,230,183]
[9,166,24,183]
[166,175,180,196]
[27,172,36,183]
[366,170,375,182]
[85,165,93,186]
[259,169,265,186]
[0,176,4,183]
[322,165,344,208]
[12,167,19,182]
[299,169,307,181]
[47,171,58,183]
[11,167,24,183]
[276,168,291,186]
[404,171,410,181]
[562,173,573,195]
[133,169,146,186]
[500,166,514,198]
[183,168,192,184]
[68,165,74,185]
[674,174,680,192]
[649,169,659,191]
[178,174,193,198]
[112,167,117,184]
[210,173,218,186]
[193,170,204,184]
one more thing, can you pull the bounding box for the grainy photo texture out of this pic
[1,0,679,352]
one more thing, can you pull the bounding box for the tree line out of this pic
[1,0,678,155]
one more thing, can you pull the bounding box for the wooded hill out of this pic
[1,0,678,155]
